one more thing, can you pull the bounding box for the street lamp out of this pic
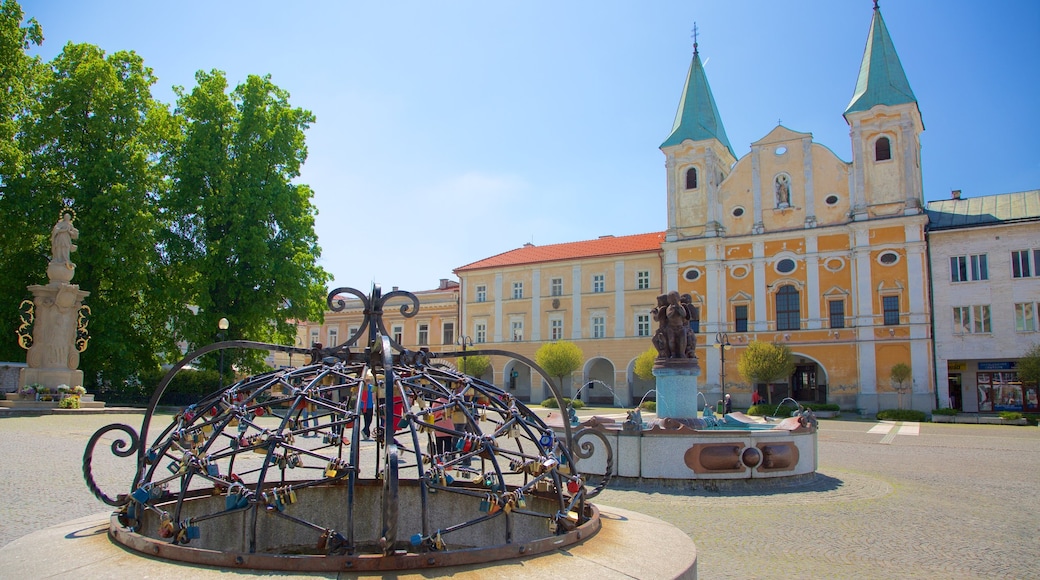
[713,332,732,401]
[218,317,229,390]
[456,335,473,373]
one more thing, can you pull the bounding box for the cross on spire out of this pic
[691,22,699,54]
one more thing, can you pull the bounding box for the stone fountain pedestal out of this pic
[652,362,700,419]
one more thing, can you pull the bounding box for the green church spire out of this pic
[844,3,918,118]
[661,31,734,157]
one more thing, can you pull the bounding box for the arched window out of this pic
[875,137,891,161]
[685,167,698,189]
[776,285,801,331]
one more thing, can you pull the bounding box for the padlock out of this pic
[517,491,527,509]
[539,430,553,447]
[131,486,150,504]
[206,463,220,477]
[288,488,298,504]
[410,533,423,547]
[434,532,445,550]
[567,478,581,494]
[488,496,501,514]
[325,462,338,478]
[184,523,201,540]
[478,494,490,513]
[158,515,175,538]
[145,449,158,464]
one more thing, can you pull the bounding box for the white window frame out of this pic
[591,314,606,338]
[951,254,988,282]
[327,327,338,346]
[474,321,487,344]
[953,305,991,334]
[512,281,523,300]
[550,317,564,341]
[550,277,563,297]
[310,328,319,346]
[510,319,524,342]
[417,323,429,346]
[592,274,605,293]
[476,284,487,302]
[1014,303,1036,332]
[442,321,455,345]
[392,325,403,344]
[636,313,651,337]
[636,270,650,290]
[1011,250,1036,278]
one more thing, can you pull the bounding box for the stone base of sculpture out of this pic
[19,367,84,391]
[653,363,700,420]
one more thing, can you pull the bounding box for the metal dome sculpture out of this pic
[83,285,611,571]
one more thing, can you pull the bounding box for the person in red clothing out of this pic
[751,390,762,406]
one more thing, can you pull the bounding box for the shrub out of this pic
[931,407,958,416]
[640,401,657,412]
[747,404,798,418]
[1024,414,1039,427]
[876,409,926,421]
[59,395,80,409]
[540,397,583,409]
[802,403,840,412]
[998,411,1023,421]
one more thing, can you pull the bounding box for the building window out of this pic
[550,318,563,340]
[685,167,697,189]
[875,136,891,161]
[878,251,899,265]
[734,305,748,332]
[550,277,563,296]
[310,328,319,346]
[1011,250,1035,278]
[474,322,486,344]
[688,306,700,334]
[636,270,650,290]
[476,285,487,302]
[829,300,845,329]
[591,315,606,339]
[392,325,403,344]
[951,254,988,282]
[775,258,797,274]
[775,285,800,331]
[442,322,455,345]
[592,274,605,293]
[953,305,991,334]
[683,268,701,281]
[328,328,338,346]
[512,282,523,299]
[1015,303,1037,332]
[636,314,651,337]
[883,295,900,325]
[417,323,429,346]
[511,320,523,342]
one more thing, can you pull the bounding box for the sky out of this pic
[21,1,1040,295]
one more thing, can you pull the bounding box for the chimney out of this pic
[951,189,961,200]
[439,278,449,289]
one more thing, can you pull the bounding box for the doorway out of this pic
[791,364,817,402]
[947,374,962,410]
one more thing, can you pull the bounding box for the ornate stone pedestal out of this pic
[653,363,701,419]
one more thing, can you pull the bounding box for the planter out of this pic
[814,411,839,419]
[931,414,954,423]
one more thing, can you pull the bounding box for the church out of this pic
[454,3,933,412]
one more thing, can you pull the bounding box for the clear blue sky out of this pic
[22,1,1040,294]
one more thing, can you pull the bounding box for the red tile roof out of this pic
[455,232,666,272]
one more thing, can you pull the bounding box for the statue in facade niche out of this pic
[775,174,790,207]
[51,213,79,268]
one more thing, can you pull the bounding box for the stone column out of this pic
[653,365,701,419]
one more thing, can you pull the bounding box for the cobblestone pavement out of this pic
[1,413,1037,579]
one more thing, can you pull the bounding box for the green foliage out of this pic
[165,70,329,374]
[998,411,1023,421]
[747,403,798,418]
[890,363,911,389]
[634,347,657,380]
[457,354,490,378]
[640,400,657,412]
[876,409,926,422]
[58,395,80,409]
[535,341,583,381]
[540,397,583,409]
[931,407,959,416]
[737,341,794,395]
[1017,343,1040,386]
[1024,414,1039,427]
[0,0,42,177]
[802,403,840,412]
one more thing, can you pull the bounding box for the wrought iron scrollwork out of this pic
[76,304,91,352]
[571,427,614,499]
[326,285,419,351]
[82,423,141,506]
[16,299,34,350]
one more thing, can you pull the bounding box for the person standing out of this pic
[724,393,733,414]
[360,371,375,440]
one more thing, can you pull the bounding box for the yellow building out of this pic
[456,5,934,412]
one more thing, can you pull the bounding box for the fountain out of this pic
[545,291,818,484]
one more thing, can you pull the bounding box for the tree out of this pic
[634,346,657,380]
[1018,343,1040,387]
[890,362,912,409]
[737,341,794,405]
[0,0,43,362]
[535,341,583,396]
[165,70,330,373]
[3,42,180,386]
[457,354,490,379]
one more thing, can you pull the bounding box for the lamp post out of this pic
[456,335,473,373]
[218,317,229,390]
[714,332,732,401]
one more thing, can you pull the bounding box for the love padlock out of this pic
[567,478,581,494]
[158,515,175,538]
[478,494,491,513]
[131,485,150,504]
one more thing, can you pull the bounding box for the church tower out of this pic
[661,32,737,241]
[844,2,924,218]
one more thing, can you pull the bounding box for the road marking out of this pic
[869,421,920,444]
[898,422,920,436]
[868,422,894,435]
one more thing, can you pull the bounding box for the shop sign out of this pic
[947,361,967,371]
[978,361,1017,371]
